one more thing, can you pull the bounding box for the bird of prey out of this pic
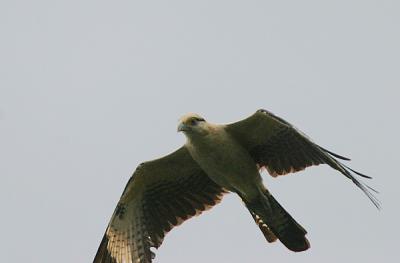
[93,109,379,263]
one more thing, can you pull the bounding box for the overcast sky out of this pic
[1,1,399,262]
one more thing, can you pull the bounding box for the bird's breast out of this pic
[186,132,261,193]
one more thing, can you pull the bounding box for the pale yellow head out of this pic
[177,113,207,134]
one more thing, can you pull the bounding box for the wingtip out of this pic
[341,163,372,179]
[319,146,351,161]
[351,177,381,210]
[334,160,380,209]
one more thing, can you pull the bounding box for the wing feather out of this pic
[93,147,227,263]
[226,109,380,208]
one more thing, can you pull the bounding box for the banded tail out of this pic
[244,190,310,252]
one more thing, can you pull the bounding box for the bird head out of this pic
[177,113,208,135]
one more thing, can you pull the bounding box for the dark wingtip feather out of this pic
[330,158,381,209]
[338,162,381,210]
[319,146,351,161]
[365,184,380,194]
[341,163,372,179]
[353,179,381,210]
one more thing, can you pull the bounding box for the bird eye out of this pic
[187,117,205,126]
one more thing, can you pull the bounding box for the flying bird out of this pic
[93,109,379,263]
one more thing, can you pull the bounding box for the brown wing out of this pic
[225,109,379,208]
[93,147,227,263]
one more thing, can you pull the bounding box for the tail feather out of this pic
[249,210,277,242]
[244,192,310,252]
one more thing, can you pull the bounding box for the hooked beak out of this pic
[177,123,189,132]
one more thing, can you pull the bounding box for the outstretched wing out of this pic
[93,147,227,263]
[225,109,379,208]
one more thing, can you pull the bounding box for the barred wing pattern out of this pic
[93,147,227,263]
[226,109,380,208]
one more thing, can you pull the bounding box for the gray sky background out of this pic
[1,1,399,262]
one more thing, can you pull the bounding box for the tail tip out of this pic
[285,237,311,252]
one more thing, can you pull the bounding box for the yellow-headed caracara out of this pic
[93,109,379,263]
